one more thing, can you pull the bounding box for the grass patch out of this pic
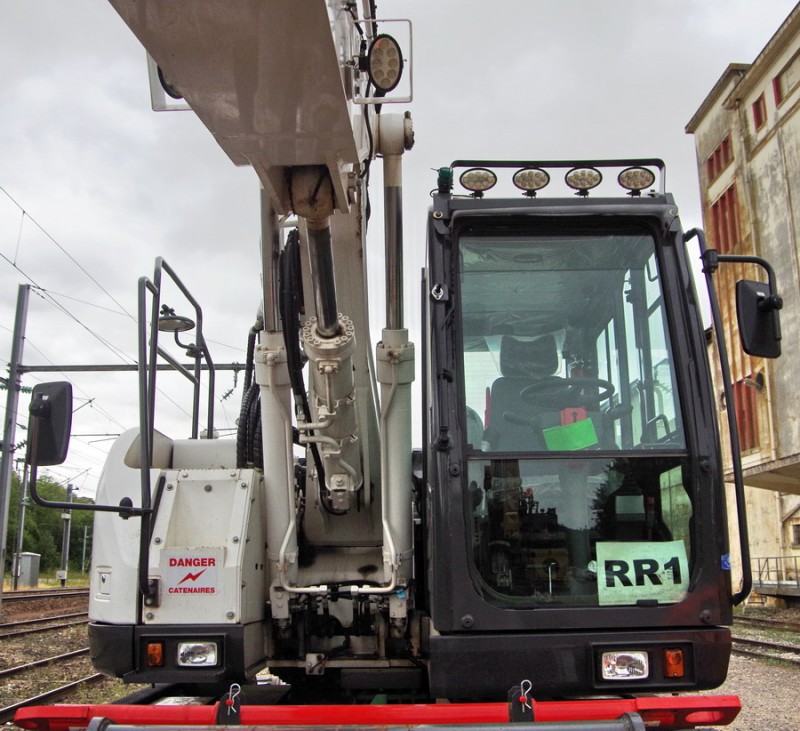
[3,571,89,591]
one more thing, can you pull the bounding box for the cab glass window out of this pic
[459,230,691,607]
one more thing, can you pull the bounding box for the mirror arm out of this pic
[694,235,782,308]
[715,252,783,342]
[26,412,151,517]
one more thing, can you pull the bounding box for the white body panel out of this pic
[146,467,266,625]
[90,430,267,627]
[89,429,164,624]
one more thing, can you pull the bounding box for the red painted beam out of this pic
[15,695,741,731]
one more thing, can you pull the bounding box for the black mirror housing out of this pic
[27,381,73,466]
[736,280,782,358]
[25,380,143,517]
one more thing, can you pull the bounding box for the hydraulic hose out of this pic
[279,230,326,487]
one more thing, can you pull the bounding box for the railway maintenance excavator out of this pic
[18,1,785,730]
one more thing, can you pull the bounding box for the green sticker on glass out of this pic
[543,418,598,450]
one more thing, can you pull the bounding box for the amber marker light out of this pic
[146,641,164,667]
[663,648,685,678]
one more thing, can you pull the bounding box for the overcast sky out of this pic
[1,0,798,498]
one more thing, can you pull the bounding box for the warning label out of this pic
[162,549,222,595]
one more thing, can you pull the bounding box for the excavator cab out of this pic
[423,161,731,699]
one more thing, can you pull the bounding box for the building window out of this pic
[752,93,767,130]
[706,135,733,182]
[709,184,740,254]
[732,378,759,452]
[792,522,800,547]
[773,76,784,105]
[774,50,800,105]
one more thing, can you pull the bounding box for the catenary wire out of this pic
[0,185,135,319]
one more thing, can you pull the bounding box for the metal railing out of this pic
[138,257,216,450]
[135,257,215,604]
[752,555,800,590]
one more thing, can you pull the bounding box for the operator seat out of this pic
[485,334,562,453]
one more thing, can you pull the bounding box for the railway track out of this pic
[734,614,800,633]
[0,611,89,639]
[1,586,90,639]
[3,587,90,603]
[0,647,90,681]
[731,614,800,666]
[0,628,95,722]
[731,634,800,666]
[0,595,103,724]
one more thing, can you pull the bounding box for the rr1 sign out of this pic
[596,540,689,606]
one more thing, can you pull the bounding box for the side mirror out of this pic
[736,280,782,358]
[26,381,73,466]
[25,380,142,517]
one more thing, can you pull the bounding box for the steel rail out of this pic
[1,611,88,631]
[734,615,800,633]
[3,588,89,602]
[0,647,89,680]
[0,617,89,640]
[731,635,800,666]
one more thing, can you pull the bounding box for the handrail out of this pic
[684,228,751,605]
[752,556,800,590]
[26,259,216,607]
[137,257,216,458]
[135,258,215,603]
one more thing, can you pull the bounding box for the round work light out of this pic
[459,167,497,194]
[367,34,404,93]
[513,167,550,196]
[618,166,656,195]
[565,167,602,195]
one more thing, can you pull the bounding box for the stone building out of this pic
[686,3,800,591]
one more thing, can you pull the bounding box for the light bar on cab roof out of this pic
[459,167,497,194]
[513,167,550,196]
[442,159,667,197]
[618,166,656,195]
[565,167,602,196]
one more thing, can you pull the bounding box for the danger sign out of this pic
[596,540,689,606]
[162,549,222,595]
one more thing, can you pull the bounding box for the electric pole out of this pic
[11,458,30,590]
[0,284,30,614]
[59,484,76,587]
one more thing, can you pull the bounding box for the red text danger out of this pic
[169,557,216,567]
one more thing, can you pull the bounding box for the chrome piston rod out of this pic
[307,222,340,338]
